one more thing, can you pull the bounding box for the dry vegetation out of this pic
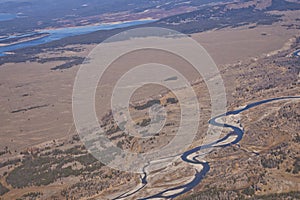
[0,1,300,198]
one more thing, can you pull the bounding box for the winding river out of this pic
[114,96,300,200]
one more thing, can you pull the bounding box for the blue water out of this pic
[0,19,155,56]
[294,49,300,57]
[114,96,300,199]
[0,33,35,42]
[0,13,16,22]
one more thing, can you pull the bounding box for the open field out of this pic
[0,0,299,199]
[0,33,299,198]
[192,23,299,65]
[0,21,298,152]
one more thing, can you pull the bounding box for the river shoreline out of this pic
[0,19,156,56]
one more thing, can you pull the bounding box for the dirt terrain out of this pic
[0,1,299,199]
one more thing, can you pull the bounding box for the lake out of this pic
[0,19,155,56]
[0,13,17,22]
